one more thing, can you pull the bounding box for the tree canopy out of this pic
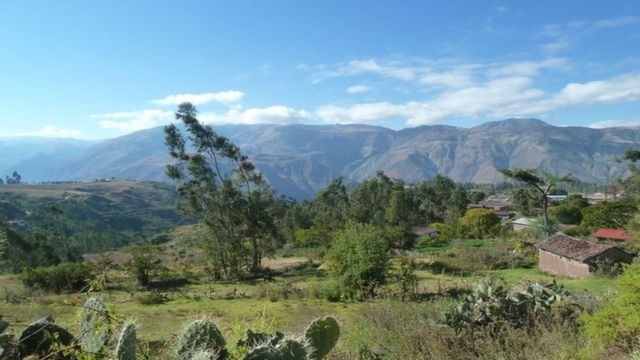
[499,168,572,233]
[165,103,279,279]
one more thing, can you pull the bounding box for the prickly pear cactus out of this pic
[176,318,228,360]
[237,329,285,348]
[190,349,219,360]
[80,297,111,353]
[18,316,75,359]
[304,317,340,360]
[243,338,307,360]
[114,319,137,360]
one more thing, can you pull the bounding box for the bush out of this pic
[460,208,501,238]
[20,262,95,293]
[344,298,583,359]
[308,279,344,302]
[581,263,640,356]
[326,222,390,299]
[425,243,536,274]
[137,289,169,305]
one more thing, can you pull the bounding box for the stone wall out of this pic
[538,249,591,279]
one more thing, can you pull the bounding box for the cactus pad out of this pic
[80,297,111,353]
[176,318,228,360]
[114,319,137,360]
[304,316,339,360]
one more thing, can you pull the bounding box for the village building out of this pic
[413,226,438,239]
[538,234,633,279]
[478,194,512,212]
[592,228,630,242]
[512,217,534,231]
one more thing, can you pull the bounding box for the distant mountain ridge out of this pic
[1,118,638,198]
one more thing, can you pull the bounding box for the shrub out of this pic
[19,262,95,293]
[581,262,640,356]
[326,222,390,299]
[460,208,501,238]
[425,243,536,274]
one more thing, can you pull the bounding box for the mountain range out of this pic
[1,118,638,199]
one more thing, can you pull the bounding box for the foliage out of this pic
[114,319,137,360]
[326,222,390,299]
[426,241,536,273]
[124,242,166,286]
[619,148,640,196]
[416,175,469,224]
[176,318,228,360]
[392,257,418,301]
[345,298,584,359]
[581,198,637,230]
[304,316,340,360]
[0,181,188,256]
[310,177,349,235]
[460,208,501,238]
[550,203,583,224]
[166,103,280,279]
[79,297,111,353]
[19,261,95,293]
[510,188,542,217]
[0,297,340,360]
[4,172,21,185]
[445,279,569,332]
[469,190,487,203]
[18,315,75,359]
[500,168,572,233]
[581,262,640,356]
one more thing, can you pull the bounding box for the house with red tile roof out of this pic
[592,228,630,242]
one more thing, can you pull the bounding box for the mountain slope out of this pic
[2,119,638,198]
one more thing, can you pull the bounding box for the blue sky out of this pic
[0,0,639,139]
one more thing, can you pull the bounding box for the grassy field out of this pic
[0,250,619,359]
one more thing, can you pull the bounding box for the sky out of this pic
[0,0,639,139]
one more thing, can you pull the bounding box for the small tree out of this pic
[499,168,572,234]
[125,243,165,287]
[460,208,500,239]
[165,103,279,279]
[581,198,637,230]
[582,263,640,355]
[326,222,390,299]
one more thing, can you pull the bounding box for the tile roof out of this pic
[538,234,614,262]
[593,228,630,241]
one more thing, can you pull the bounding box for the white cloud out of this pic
[312,59,420,83]
[347,85,372,94]
[553,73,640,105]
[15,125,81,138]
[316,102,412,124]
[200,106,310,125]
[94,109,174,132]
[420,71,475,88]
[150,91,245,106]
[589,119,640,129]
[594,16,637,29]
[538,16,638,54]
[316,76,546,126]
[488,58,567,77]
[511,72,640,115]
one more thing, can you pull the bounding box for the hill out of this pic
[1,119,638,198]
[0,180,190,253]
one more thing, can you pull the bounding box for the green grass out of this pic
[0,250,623,358]
[479,268,619,296]
[416,238,495,254]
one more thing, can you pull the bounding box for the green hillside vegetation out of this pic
[1,104,640,359]
[0,180,190,271]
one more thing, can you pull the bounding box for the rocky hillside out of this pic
[1,119,638,198]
